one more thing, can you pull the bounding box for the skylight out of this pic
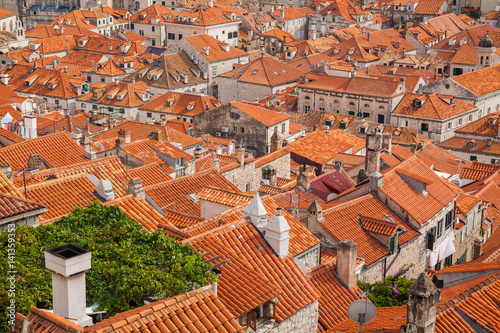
[154,61,162,66]
[252,70,258,74]
[281,69,287,73]
[273,71,279,75]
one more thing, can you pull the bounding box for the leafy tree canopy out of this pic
[0,201,212,332]
[357,268,414,307]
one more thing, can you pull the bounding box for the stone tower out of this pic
[404,273,441,333]
[476,35,496,69]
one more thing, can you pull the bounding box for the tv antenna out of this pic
[347,298,377,333]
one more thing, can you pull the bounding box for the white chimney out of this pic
[24,115,37,139]
[205,47,210,56]
[96,179,115,201]
[242,193,268,229]
[44,244,93,327]
[265,208,291,258]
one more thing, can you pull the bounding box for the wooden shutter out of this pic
[248,311,257,331]
[264,301,276,319]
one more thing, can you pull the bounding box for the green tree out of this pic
[357,269,414,307]
[0,202,212,332]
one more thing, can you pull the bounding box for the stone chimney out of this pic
[306,200,323,229]
[153,129,163,141]
[210,154,220,172]
[334,160,343,172]
[27,153,44,170]
[126,177,145,199]
[118,129,131,144]
[365,133,382,176]
[44,244,93,327]
[193,146,205,158]
[242,193,268,229]
[296,164,311,192]
[262,165,277,186]
[369,171,383,194]
[335,240,357,288]
[270,129,282,153]
[382,132,392,152]
[404,273,441,333]
[80,134,92,152]
[265,208,291,258]
[236,147,245,167]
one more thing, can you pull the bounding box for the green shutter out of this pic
[390,234,398,254]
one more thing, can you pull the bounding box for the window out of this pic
[147,112,152,118]
[101,78,105,82]
[131,23,135,29]
[304,105,310,113]
[363,112,370,118]
[453,67,463,76]
[437,68,443,74]
[437,219,443,238]
[435,261,441,271]
[359,127,366,134]
[233,126,237,133]
[445,211,453,229]
[93,105,98,110]
[152,26,155,32]
[108,107,113,113]
[459,118,463,126]
[421,123,429,131]
[178,34,183,40]
[87,76,91,81]
[152,39,156,46]
[444,255,453,267]
[282,123,285,133]
[119,109,124,113]
[348,111,355,115]
[81,103,85,108]
[448,122,452,129]
[377,114,385,124]
[426,227,436,250]
[228,32,232,39]
[55,99,59,105]
[319,107,325,111]
[241,127,245,133]
[339,122,346,129]
[212,67,217,77]
[470,155,477,161]
[168,33,175,39]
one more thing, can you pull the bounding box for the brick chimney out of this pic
[335,240,357,288]
[265,208,290,258]
[403,273,441,333]
[44,244,93,327]
[126,178,145,199]
[242,193,268,229]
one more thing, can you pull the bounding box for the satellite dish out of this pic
[347,299,377,324]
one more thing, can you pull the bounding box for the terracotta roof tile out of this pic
[220,57,304,86]
[163,208,205,228]
[321,194,418,265]
[0,132,87,172]
[129,3,177,23]
[91,119,202,149]
[414,0,446,14]
[230,101,290,127]
[184,220,319,322]
[309,261,364,330]
[0,193,46,221]
[451,64,500,97]
[197,186,254,207]
[0,126,24,144]
[140,90,220,117]
[145,169,240,216]
[184,34,248,62]
[128,163,173,187]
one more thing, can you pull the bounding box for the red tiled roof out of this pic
[220,57,304,86]
[140,90,220,117]
[0,132,87,172]
[129,3,177,23]
[197,186,253,206]
[184,220,319,322]
[163,208,205,228]
[393,92,477,120]
[230,101,290,127]
[87,288,244,333]
[145,169,240,216]
[414,0,446,14]
[321,194,419,265]
[127,163,173,187]
[184,34,248,62]
[451,64,500,97]
[0,193,46,220]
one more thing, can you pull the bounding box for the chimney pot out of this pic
[45,244,93,327]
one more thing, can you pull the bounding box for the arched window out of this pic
[1,23,5,31]
[364,104,369,108]
[480,56,484,65]
[496,104,499,111]
[349,102,355,106]
[334,100,339,104]
[305,96,311,100]
[135,1,140,10]
[486,56,489,65]
[319,97,325,102]
[488,107,492,114]
[118,0,124,8]
[379,106,385,110]
[9,20,13,32]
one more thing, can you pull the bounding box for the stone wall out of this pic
[295,244,320,271]
[221,160,257,191]
[254,151,291,189]
[268,300,319,333]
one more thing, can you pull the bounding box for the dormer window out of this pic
[468,139,477,148]
[325,120,332,127]
[488,117,498,126]
[413,99,422,107]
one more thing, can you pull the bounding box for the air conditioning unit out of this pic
[215,132,221,137]
[222,126,229,132]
